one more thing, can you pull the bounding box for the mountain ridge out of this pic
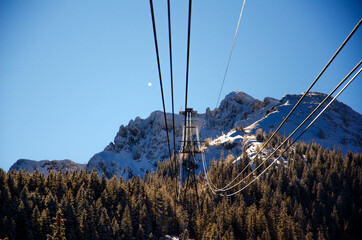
[9,91,362,177]
[9,159,86,174]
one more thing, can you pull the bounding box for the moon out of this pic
[148,82,152,87]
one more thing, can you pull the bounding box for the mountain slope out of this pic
[9,159,86,174]
[9,91,361,177]
[244,92,362,153]
[88,91,361,179]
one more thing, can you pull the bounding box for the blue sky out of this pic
[1,0,361,171]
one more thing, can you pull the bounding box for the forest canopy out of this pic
[0,138,361,240]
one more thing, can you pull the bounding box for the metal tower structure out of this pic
[178,108,203,207]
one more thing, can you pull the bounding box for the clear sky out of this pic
[1,0,361,171]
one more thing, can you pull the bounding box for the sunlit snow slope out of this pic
[87,91,361,179]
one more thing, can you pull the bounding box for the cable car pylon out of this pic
[178,108,204,208]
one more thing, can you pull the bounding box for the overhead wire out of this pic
[217,60,362,193]
[194,122,219,194]
[216,0,247,108]
[166,0,178,197]
[149,0,172,160]
[181,0,192,157]
[207,18,362,193]
[248,17,362,160]
[166,0,180,208]
[184,0,192,113]
[167,0,176,158]
[222,64,362,197]
[199,0,248,194]
[161,3,361,197]
[179,0,193,199]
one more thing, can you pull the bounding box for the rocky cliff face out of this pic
[87,91,361,179]
[10,91,361,178]
[87,111,185,178]
[201,91,278,138]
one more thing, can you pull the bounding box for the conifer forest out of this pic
[0,136,361,240]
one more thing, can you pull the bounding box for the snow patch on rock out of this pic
[9,159,86,174]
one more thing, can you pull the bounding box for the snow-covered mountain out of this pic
[88,91,361,179]
[9,159,86,174]
[201,91,278,138]
[244,92,362,152]
[9,91,361,178]
[87,112,185,178]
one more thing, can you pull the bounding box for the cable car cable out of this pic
[149,0,172,160]
[214,18,362,192]
[216,0,247,108]
[219,62,362,194]
[222,65,361,196]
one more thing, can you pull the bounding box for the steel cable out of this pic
[201,60,361,194]
[212,18,362,192]
[216,0,247,108]
[149,0,172,160]
[222,65,361,196]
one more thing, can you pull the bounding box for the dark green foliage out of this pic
[0,139,361,239]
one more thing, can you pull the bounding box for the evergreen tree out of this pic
[31,206,42,240]
[111,217,120,239]
[0,137,361,239]
[47,209,66,240]
[121,204,134,239]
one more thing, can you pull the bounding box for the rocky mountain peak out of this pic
[9,91,361,179]
[219,91,257,108]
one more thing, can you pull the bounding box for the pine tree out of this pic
[111,217,120,239]
[31,206,42,240]
[47,209,66,240]
[277,201,292,240]
[121,204,134,239]
[77,209,87,239]
[246,204,257,239]
[89,170,101,200]
[180,228,190,240]
[45,191,58,218]
[40,208,52,238]
[16,199,33,240]
[63,204,77,240]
